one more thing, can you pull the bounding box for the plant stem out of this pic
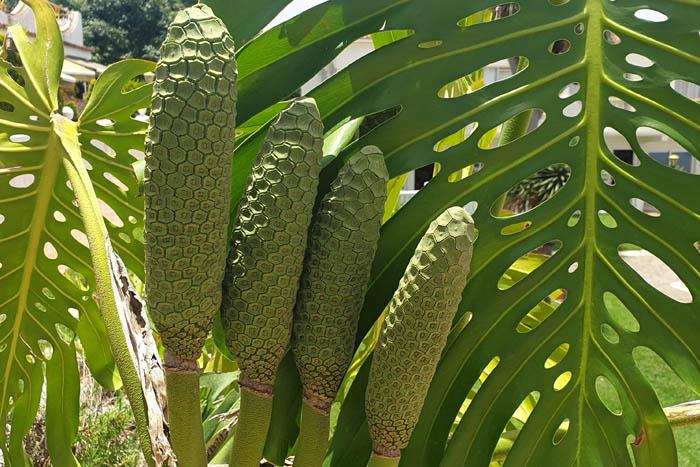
[294,401,331,467]
[367,453,400,467]
[56,115,156,466]
[164,354,206,467]
[229,385,274,467]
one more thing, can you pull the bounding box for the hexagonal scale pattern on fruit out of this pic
[366,207,476,451]
[222,98,324,386]
[292,146,389,405]
[144,4,237,360]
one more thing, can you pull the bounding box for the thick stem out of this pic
[164,354,206,467]
[294,401,331,467]
[56,115,156,466]
[367,453,400,467]
[229,384,274,467]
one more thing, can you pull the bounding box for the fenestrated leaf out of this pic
[214,0,699,465]
[306,1,698,466]
[0,1,154,463]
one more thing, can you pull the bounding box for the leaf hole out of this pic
[618,244,692,303]
[488,390,540,464]
[98,199,124,228]
[103,172,129,192]
[500,221,532,236]
[90,139,117,158]
[597,209,618,228]
[553,371,572,391]
[516,288,567,333]
[43,241,58,260]
[128,148,145,160]
[9,174,35,188]
[433,122,479,152]
[562,100,582,117]
[58,265,90,292]
[545,343,570,369]
[463,201,478,215]
[53,210,66,222]
[603,127,640,166]
[567,210,581,227]
[603,29,622,45]
[498,241,563,290]
[447,162,484,183]
[9,134,30,143]
[569,136,580,147]
[495,163,570,217]
[552,418,570,445]
[636,127,698,173]
[574,22,584,35]
[82,158,93,170]
[70,229,89,248]
[624,73,643,82]
[670,79,700,102]
[42,287,55,300]
[479,109,546,149]
[25,354,35,364]
[601,323,620,344]
[629,198,660,217]
[418,40,443,49]
[55,323,75,344]
[600,169,615,186]
[34,302,47,313]
[118,232,132,244]
[68,307,80,320]
[96,118,116,127]
[0,102,14,112]
[450,356,501,431]
[37,339,53,360]
[549,39,571,55]
[634,9,668,22]
[608,96,636,112]
[595,376,623,415]
[457,3,520,28]
[568,262,579,273]
[603,292,640,333]
[625,53,654,68]
[558,82,581,99]
[437,56,528,99]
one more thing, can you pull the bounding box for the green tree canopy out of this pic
[54,0,195,63]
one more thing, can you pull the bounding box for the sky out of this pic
[269,0,329,27]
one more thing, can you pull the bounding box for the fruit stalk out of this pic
[294,401,332,467]
[229,382,275,467]
[164,353,205,467]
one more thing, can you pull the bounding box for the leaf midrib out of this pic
[0,125,61,417]
[577,0,604,463]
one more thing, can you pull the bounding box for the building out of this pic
[1,1,105,85]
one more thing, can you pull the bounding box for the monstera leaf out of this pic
[0,1,156,463]
[206,0,699,465]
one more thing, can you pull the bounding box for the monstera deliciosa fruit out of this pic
[1,0,698,465]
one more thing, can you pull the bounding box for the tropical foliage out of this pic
[0,0,698,465]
